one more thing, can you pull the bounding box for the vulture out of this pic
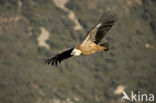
[43,12,117,66]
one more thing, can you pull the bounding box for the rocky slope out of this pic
[0,0,156,103]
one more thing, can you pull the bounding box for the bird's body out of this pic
[43,12,117,66]
[75,41,107,55]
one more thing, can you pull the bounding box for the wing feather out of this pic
[81,12,117,45]
[43,48,74,66]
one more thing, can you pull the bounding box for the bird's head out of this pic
[71,49,81,56]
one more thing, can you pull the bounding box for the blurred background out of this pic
[0,0,156,103]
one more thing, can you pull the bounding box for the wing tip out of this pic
[100,11,118,23]
[42,57,61,66]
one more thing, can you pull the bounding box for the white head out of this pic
[71,49,81,56]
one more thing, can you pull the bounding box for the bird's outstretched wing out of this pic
[43,48,74,66]
[81,12,117,45]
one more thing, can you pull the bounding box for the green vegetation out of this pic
[0,0,156,103]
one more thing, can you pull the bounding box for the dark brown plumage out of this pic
[43,12,117,66]
[43,48,74,65]
[81,12,117,45]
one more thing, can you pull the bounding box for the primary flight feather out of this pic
[43,12,117,66]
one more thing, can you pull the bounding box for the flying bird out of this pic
[43,12,117,66]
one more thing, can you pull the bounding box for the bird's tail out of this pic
[100,42,109,51]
